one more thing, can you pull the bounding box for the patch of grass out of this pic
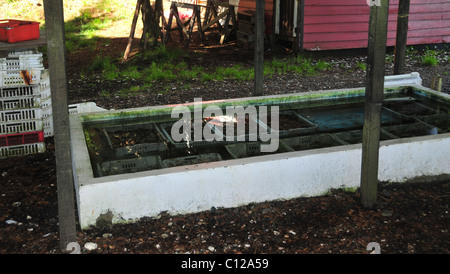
[88,56,117,72]
[265,56,330,76]
[179,66,203,80]
[141,44,185,63]
[64,10,115,51]
[356,61,367,71]
[88,56,119,80]
[421,48,440,66]
[201,72,215,82]
[121,65,142,79]
[99,89,111,98]
[143,62,176,82]
[385,53,394,64]
[214,65,254,81]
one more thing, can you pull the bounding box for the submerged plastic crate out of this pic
[162,153,222,168]
[382,121,444,138]
[0,131,44,147]
[280,133,348,151]
[0,142,45,159]
[383,100,438,117]
[332,129,398,145]
[0,20,40,43]
[297,104,413,132]
[225,141,292,159]
[159,120,219,149]
[103,123,167,157]
[211,114,269,142]
[259,110,318,137]
[98,155,164,176]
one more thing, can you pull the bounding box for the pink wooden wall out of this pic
[303,0,450,50]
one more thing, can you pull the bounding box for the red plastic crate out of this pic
[0,131,44,147]
[0,20,40,43]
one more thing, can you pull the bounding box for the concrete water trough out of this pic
[69,81,450,229]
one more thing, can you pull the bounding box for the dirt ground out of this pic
[1,28,449,255]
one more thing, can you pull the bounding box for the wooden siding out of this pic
[303,0,450,50]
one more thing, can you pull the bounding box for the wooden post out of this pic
[393,0,410,75]
[293,0,304,53]
[43,0,77,252]
[360,0,390,209]
[431,75,443,92]
[124,0,142,60]
[254,0,265,96]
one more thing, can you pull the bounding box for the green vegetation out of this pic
[405,45,448,66]
[86,45,335,99]
[421,47,440,66]
[64,10,115,52]
[356,61,367,71]
[264,56,331,76]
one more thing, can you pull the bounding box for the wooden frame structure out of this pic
[124,0,238,59]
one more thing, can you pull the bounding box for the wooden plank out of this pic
[124,0,142,60]
[203,9,229,31]
[394,0,410,75]
[0,30,47,51]
[42,0,77,252]
[360,0,390,209]
[254,0,264,96]
[238,21,255,34]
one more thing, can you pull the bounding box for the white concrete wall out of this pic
[75,134,450,228]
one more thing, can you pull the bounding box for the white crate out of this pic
[384,72,422,87]
[0,119,43,135]
[69,102,107,114]
[43,115,53,137]
[41,100,52,120]
[39,86,51,100]
[0,142,46,159]
[0,108,42,123]
[0,68,42,87]
[0,85,40,99]
[7,48,38,57]
[40,96,51,110]
[40,69,50,89]
[0,55,44,71]
[0,96,40,111]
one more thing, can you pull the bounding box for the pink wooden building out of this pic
[237,0,450,50]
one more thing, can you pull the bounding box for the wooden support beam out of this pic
[43,0,77,252]
[254,0,264,96]
[393,0,410,75]
[124,0,142,60]
[203,9,229,31]
[360,0,390,209]
[431,75,443,92]
[293,0,304,53]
